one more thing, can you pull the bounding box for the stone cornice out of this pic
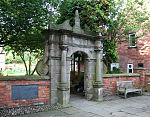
[43,29,106,41]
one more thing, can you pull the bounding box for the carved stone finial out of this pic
[75,10,79,17]
[74,10,80,28]
[73,10,84,34]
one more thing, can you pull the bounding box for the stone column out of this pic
[93,41,104,101]
[58,45,69,105]
[84,58,94,100]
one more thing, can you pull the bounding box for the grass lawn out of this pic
[3,71,26,76]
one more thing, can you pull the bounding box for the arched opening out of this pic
[70,51,88,98]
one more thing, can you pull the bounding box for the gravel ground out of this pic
[0,104,63,117]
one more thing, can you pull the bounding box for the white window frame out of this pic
[127,64,133,73]
[129,33,136,47]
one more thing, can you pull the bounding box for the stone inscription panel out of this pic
[11,84,38,100]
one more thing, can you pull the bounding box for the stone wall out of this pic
[0,76,50,109]
[116,33,150,73]
[103,74,140,94]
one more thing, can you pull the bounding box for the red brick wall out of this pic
[134,69,148,88]
[145,74,150,91]
[0,80,50,109]
[103,76,140,94]
[116,34,150,73]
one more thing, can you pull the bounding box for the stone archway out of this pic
[43,10,105,105]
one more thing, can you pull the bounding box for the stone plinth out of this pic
[93,81,104,101]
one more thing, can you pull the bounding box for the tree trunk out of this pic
[29,52,32,75]
[31,66,36,75]
[20,54,28,75]
[31,60,39,75]
[31,51,42,75]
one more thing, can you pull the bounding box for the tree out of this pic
[57,0,150,71]
[57,0,120,70]
[57,0,112,32]
[1,0,150,73]
[4,31,44,75]
[0,0,61,75]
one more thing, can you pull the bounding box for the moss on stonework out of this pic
[0,75,50,81]
[103,73,140,78]
[134,68,148,70]
[145,73,150,76]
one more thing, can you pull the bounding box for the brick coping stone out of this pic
[0,76,50,81]
[0,74,140,80]
[134,68,148,70]
[145,73,150,76]
[103,73,140,78]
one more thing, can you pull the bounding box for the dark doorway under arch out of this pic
[70,51,88,97]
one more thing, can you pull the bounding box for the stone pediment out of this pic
[50,10,96,35]
[50,20,72,31]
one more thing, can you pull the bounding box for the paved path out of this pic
[16,95,150,117]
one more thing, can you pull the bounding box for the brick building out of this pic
[117,33,150,73]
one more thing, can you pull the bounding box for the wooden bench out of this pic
[116,81,142,98]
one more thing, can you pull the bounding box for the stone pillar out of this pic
[84,58,95,100]
[93,41,104,101]
[58,45,69,105]
[134,68,147,89]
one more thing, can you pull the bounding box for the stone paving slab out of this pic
[16,95,150,117]
[60,107,81,115]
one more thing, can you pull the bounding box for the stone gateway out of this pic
[43,10,106,105]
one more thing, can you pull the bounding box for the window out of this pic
[127,64,133,73]
[129,33,136,47]
[111,63,119,71]
[138,63,144,68]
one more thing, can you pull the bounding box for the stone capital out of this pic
[94,46,103,51]
[60,45,68,51]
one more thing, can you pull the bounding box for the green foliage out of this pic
[107,67,123,74]
[0,0,61,75]
[57,0,150,71]
[0,0,49,46]
[0,71,4,76]
[57,0,112,32]
[1,0,150,73]
[5,45,44,75]
[5,52,23,64]
[103,40,119,69]
[57,0,119,70]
